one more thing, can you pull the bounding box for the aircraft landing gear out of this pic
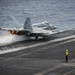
[35,36,38,40]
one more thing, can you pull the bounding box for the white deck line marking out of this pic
[16,39,75,58]
[0,35,75,54]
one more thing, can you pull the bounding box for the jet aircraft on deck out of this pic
[0,17,60,40]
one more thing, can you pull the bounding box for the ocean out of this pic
[0,0,75,30]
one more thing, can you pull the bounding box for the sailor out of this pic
[65,49,69,62]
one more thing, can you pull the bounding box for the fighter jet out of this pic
[0,17,59,40]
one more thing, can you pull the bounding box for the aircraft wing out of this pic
[0,27,31,35]
[0,27,17,31]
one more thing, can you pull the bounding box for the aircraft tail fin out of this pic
[23,17,32,31]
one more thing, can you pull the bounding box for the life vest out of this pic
[66,50,68,56]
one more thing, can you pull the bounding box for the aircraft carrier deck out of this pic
[0,30,75,75]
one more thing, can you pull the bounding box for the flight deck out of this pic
[0,30,75,75]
